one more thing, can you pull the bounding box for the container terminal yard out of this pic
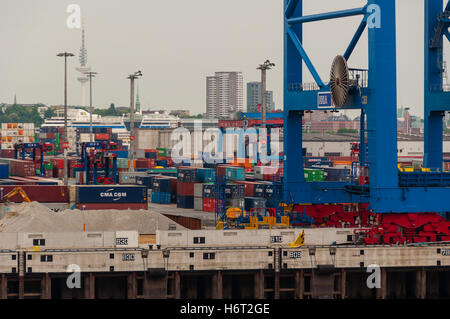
[1,0,450,301]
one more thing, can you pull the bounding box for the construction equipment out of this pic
[1,187,31,204]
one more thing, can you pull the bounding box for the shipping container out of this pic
[136,175,161,188]
[76,185,148,204]
[234,181,257,197]
[0,163,8,179]
[202,198,216,212]
[202,183,216,198]
[177,181,195,196]
[194,183,204,198]
[0,185,68,203]
[177,167,197,182]
[10,159,35,177]
[224,183,245,199]
[157,148,167,157]
[196,168,216,182]
[152,178,172,193]
[304,168,325,182]
[254,183,266,198]
[118,171,148,184]
[177,195,194,209]
[147,168,177,177]
[225,166,245,181]
[151,191,171,204]
[194,197,203,211]
[244,197,266,211]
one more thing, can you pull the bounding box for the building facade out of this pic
[246,81,275,113]
[206,72,243,119]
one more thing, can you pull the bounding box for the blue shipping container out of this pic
[151,192,171,204]
[0,163,8,179]
[224,184,245,199]
[177,168,197,182]
[196,168,216,182]
[111,150,129,158]
[177,195,194,209]
[225,166,245,181]
[145,152,158,159]
[202,183,216,198]
[156,160,168,168]
[76,185,148,203]
[152,178,171,193]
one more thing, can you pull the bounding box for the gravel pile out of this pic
[0,202,186,234]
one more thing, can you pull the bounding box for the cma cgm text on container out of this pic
[76,186,148,204]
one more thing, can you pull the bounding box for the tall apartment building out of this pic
[246,82,275,113]
[206,72,243,119]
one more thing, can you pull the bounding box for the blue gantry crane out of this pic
[80,141,118,184]
[14,142,54,177]
[283,0,450,213]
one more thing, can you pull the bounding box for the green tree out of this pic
[44,108,55,118]
[0,104,43,127]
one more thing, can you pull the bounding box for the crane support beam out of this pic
[287,7,366,25]
[344,17,368,61]
[286,27,325,88]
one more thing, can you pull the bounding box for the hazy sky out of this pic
[0,0,447,117]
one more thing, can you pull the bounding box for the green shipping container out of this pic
[304,169,325,182]
[44,162,54,170]
[117,158,129,169]
[157,148,167,157]
[148,168,177,174]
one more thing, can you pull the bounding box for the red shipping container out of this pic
[203,198,216,212]
[177,182,195,196]
[216,165,230,177]
[167,176,177,193]
[234,180,257,197]
[95,133,110,140]
[0,149,15,158]
[54,158,65,169]
[135,159,155,169]
[0,185,68,203]
[75,203,148,210]
[10,159,36,177]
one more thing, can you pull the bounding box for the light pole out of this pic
[257,60,275,128]
[57,52,75,186]
[84,71,97,142]
[127,71,142,172]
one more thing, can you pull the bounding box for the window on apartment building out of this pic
[193,237,205,244]
[40,255,53,262]
[203,253,215,260]
[33,239,46,246]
